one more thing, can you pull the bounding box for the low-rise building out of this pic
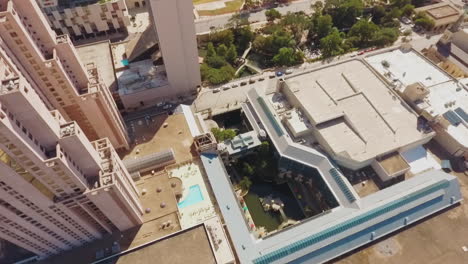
[199,79,462,263]
[414,3,463,32]
[37,0,130,40]
[438,27,468,73]
[275,60,434,180]
[366,48,468,159]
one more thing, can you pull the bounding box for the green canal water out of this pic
[243,182,305,232]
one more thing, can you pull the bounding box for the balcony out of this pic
[56,34,70,44]
[0,78,20,94]
[60,122,77,138]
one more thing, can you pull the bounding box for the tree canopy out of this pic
[414,12,435,30]
[320,28,344,57]
[324,0,364,29]
[265,8,282,22]
[272,47,304,66]
[348,19,379,47]
[316,14,334,39]
[211,128,237,141]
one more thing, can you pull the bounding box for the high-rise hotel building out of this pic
[0,0,129,150]
[0,0,143,259]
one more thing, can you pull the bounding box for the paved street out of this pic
[195,0,314,34]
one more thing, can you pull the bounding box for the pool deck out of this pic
[169,161,217,229]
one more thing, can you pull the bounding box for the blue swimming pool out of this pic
[178,185,204,209]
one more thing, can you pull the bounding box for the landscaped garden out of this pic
[197,0,432,85]
[225,138,338,236]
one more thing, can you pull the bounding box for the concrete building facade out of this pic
[37,0,130,40]
[0,0,129,150]
[0,46,143,258]
[125,0,147,9]
[148,0,201,96]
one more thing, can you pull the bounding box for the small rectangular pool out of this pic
[178,185,204,209]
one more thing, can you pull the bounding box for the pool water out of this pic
[178,185,204,209]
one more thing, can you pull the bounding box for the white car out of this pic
[213,88,221,93]
[285,69,293,74]
[222,85,230,90]
[401,17,411,25]
[163,104,172,110]
[231,84,238,88]
[156,102,165,107]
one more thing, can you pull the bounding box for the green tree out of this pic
[258,141,270,156]
[217,44,228,58]
[281,12,312,43]
[227,13,249,28]
[265,8,282,22]
[320,28,344,57]
[311,1,324,14]
[205,55,226,68]
[226,44,237,63]
[348,19,379,47]
[201,64,235,85]
[239,176,252,192]
[242,163,255,176]
[233,26,254,52]
[253,30,295,56]
[316,14,333,39]
[324,0,364,29]
[391,0,410,8]
[209,29,234,46]
[272,47,304,66]
[211,128,237,141]
[401,4,415,17]
[414,12,435,30]
[371,5,386,25]
[373,27,399,46]
[206,42,216,57]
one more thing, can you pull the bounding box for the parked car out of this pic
[156,102,165,107]
[163,104,172,110]
[258,77,265,81]
[222,85,230,90]
[401,16,411,25]
[213,88,221,93]
[249,79,256,84]
[357,51,365,55]
[231,83,239,88]
[285,69,293,75]
[240,81,247,86]
[275,71,284,77]
[269,74,276,79]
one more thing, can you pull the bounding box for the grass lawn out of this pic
[197,0,244,16]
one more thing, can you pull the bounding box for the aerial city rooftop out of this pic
[0,0,467,263]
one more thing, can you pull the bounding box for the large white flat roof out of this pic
[367,49,468,148]
[284,60,426,162]
[365,49,451,87]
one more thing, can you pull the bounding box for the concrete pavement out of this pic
[195,0,315,34]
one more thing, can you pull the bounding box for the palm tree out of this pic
[239,176,252,192]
